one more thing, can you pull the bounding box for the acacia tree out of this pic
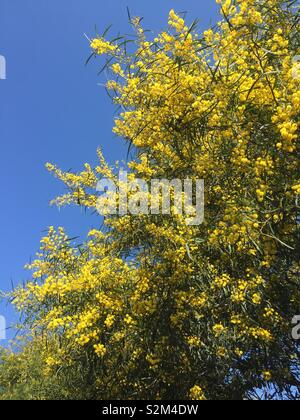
[1,0,300,400]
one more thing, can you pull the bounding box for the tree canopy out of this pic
[1,0,300,400]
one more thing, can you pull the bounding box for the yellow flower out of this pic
[111,63,124,77]
[213,324,226,337]
[250,328,273,342]
[187,336,201,347]
[168,10,186,32]
[235,348,244,357]
[189,385,206,401]
[91,38,117,55]
[214,274,231,288]
[252,293,262,305]
[45,356,58,367]
[77,335,91,346]
[104,314,115,329]
[231,315,242,325]
[217,347,227,358]
[263,371,272,381]
[292,184,300,195]
[124,314,135,326]
[94,344,107,358]
[146,353,160,369]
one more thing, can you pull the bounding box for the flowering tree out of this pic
[1,0,300,400]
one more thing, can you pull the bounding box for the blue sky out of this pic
[0,0,219,341]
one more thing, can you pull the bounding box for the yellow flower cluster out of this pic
[214,274,231,289]
[189,385,206,401]
[292,184,300,195]
[187,336,201,347]
[91,38,117,55]
[168,10,186,33]
[94,344,107,358]
[262,371,272,382]
[249,328,273,342]
[213,324,226,337]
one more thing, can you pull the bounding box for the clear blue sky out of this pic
[0,0,219,341]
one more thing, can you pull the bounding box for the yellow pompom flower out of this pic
[94,344,107,358]
[263,371,272,382]
[189,385,206,401]
[213,324,226,337]
[91,38,117,55]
